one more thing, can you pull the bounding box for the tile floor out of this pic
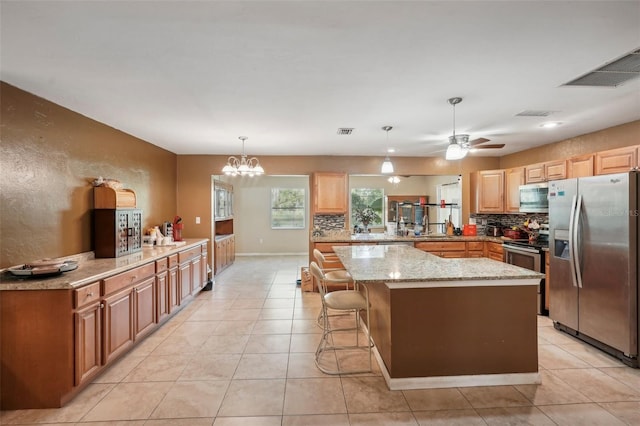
[2,254,640,425]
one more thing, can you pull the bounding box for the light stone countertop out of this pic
[312,232,507,244]
[332,244,544,287]
[0,238,208,291]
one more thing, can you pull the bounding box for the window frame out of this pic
[350,187,385,228]
[270,187,306,230]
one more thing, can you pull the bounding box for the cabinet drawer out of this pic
[467,241,484,251]
[155,258,168,273]
[415,241,465,251]
[315,242,349,253]
[439,251,467,258]
[74,282,101,308]
[178,247,202,263]
[488,251,505,262]
[468,250,485,258]
[168,254,179,269]
[103,263,155,296]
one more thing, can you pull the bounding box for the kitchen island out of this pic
[333,244,543,390]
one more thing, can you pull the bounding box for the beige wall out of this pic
[499,120,640,169]
[0,82,177,268]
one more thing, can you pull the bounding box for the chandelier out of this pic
[221,136,265,177]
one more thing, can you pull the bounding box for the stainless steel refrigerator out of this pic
[549,171,638,367]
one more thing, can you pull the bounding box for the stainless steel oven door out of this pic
[503,244,542,273]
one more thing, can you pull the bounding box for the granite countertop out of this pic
[332,244,544,287]
[0,238,208,291]
[312,232,506,244]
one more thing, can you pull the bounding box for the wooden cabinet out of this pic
[214,180,234,220]
[313,172,347,214]
[467,241,485,258]
[168,255,179,312]
[485,242,504,262]
[155,258,170,323]
[93,209,143,258]
[525,160,566,183]
[595,145,639,175]
[133,276,156,340]
[74,282,102,386]
[567,154,594,178]
[214,234,235,274]
[471,170,504,213]
[102,286,134,364]
[504,168,525,213]
[178,244,206,300]
[415,241,466,258]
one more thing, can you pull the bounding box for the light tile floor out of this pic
[2,255,640,425]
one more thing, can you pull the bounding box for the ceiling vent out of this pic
[337,128,354,135]
[563,48,640,87]
[516,110,554,117]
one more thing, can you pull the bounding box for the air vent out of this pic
[337,128,354,135]
[516,110,554,117]
[563,48,640,87]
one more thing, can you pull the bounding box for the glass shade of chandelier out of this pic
[380,126,394,173]
[222,136,265,177]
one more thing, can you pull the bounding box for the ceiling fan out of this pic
[445,97,505,160]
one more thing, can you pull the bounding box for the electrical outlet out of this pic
[195,216,201,224]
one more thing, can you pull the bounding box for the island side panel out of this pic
[361,282,392,371]
[1,289,74,409]
[388,285,538,378]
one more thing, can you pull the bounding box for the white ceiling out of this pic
[1,1,639,158]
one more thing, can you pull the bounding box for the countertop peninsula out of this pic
[0,238,208,291]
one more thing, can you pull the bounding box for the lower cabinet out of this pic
[74,300,102,386]
[133,276,156,340]
[415,241,467,258]
[102,286,135,364]
[214,234,235,274]
[485,242,505,262]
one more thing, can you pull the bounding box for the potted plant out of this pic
[353,207,381,233]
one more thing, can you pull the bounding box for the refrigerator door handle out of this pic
[568,194,579,288]
[573,194,584,288]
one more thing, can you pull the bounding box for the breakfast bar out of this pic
[333,244,544,390]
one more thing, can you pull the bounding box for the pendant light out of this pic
[445,97,469,160]
[222,136,265,177]
[381,126,394,173]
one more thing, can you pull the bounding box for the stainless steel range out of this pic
[503,234,549,315]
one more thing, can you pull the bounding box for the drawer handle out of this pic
[100,303,104,309]
[87,292,94,297]
[131,275,137,281]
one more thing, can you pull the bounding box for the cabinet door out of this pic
[74,302,102,386]
[168,266,179,311]
[191,255,202,295]
[314,172,347,213]
[504,168,525,213]
[525,164,546,183]
[230,236,236,263]
[103,288,134,364]
[595,146,638,175]
[567,154,594,178]
[200,252,208,287]
[477,170,505,213]
[545,160,567,181]
[133,276,156,340]
[179,262,192,303]
[156,271,170,323]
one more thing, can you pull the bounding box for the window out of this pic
[271,188,306,229]
[351,188,384,227]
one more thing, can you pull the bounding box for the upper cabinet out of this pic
[313,172,347,214]
[525,160,566,183]
[595,146,639,175]
[471,170,504,213]
[214,181,233,220]
[567,154,594,178]
[504,167,525,213]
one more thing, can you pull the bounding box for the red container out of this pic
[463,224,477,236]
[173,223,184,241]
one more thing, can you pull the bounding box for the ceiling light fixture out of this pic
[222,136,264,177]
[540,122,562,128]
[388,176,401,184]
[445,97,469,161]
[381,126,394,173]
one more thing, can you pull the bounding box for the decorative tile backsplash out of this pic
[470,213,548,236]
[313,214,346,231]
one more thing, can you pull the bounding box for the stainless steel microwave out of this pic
[519,182,549,213]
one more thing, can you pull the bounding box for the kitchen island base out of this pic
[363,278,541,390]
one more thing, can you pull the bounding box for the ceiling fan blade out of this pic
[468,137,491,146]
[472,144,505,149]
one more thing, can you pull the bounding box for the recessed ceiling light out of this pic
[540,122,562,128]
[387,148,396,153]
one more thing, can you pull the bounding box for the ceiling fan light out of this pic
[381,156,394,174]
[445,142,467,160]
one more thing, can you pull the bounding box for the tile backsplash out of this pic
[470,213,548,236]
[313,214,346,231]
